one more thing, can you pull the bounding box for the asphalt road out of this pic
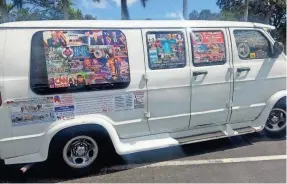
[0,131,286,183]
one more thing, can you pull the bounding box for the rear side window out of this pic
[146,31,186,70]
[233,30,271,59]
[30,30,130,95]
[191,31,226,67]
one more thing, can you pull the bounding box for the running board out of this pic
[177,126,256,145]
[235,127,257,134]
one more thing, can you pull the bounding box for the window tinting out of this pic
[191,31,226,67]
[233,30,271,59]
[146,31,186,70]
[30,30,130,95]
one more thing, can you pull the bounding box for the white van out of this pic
[0,20,286,174]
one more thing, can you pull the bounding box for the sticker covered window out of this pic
[233,30,271,59]
[146,32,186,70]
[191,31,226,66]
[30,30,130,95]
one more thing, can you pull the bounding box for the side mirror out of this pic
[273,42,284,57]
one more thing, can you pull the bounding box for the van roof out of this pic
[0,20,275,30]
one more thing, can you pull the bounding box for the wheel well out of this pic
[273,96,286,110]
[48,124,113,156]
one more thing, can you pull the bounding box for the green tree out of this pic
[217,0,286,46]
[248,0,285,25]
[0,0,24,23]
[216,0,245,20]
[218,10,237,21]
[121,0,129,20]
[198,9,218,20]
[58,0,99,20]
[8,5,96,21]
[69,8,96,20]
[217,0,285,23]
[263,0,284,24]
[189,9,220,20]
[84,14,97,20]
[189,10,199,20]
[121,0,148,20]
[9,7,40,21]
[1,0,60,22]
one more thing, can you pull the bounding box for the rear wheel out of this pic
[264,108,286,137]
[62,135,99,170]
[48,129,111,176]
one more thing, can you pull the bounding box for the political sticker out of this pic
[237,42,250,58]
[9,97,56,126]
[54,105,75,120]
[250,52,256,58]
[134,91,145,109]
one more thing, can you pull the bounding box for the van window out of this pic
[146,31,186,70]
[30,30,130,95]
[191,31,226,67]
[233,30,271,59]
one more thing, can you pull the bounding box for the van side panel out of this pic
[4,28,149,157]
[3,29,36,157]
[0,29,16,159]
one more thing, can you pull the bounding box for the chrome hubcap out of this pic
[265,108,286,132]
[63,136,98,169]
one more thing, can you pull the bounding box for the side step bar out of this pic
[177,126,256,145]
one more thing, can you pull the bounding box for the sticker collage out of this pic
[10,91,145,127]
[147,32,186,69]
[43,30,130,89]
[10,97,56,126]
[192,31,226,64]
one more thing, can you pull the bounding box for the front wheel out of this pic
[264,108,286,137]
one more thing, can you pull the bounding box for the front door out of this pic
[188,28,232,127]
[229,28,287,123]
[142,29,191,133]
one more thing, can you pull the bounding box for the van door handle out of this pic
[193,70,208,76]
[237,67,250,73]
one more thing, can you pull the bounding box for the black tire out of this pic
[47,126,114,177]
[264,106,286,138]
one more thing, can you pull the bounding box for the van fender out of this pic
[39,114,121,161]
[253,90,287,127]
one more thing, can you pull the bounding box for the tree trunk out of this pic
[0,0,8,23]
[183,0,188,20]
[243,0,249,21]
[121,0,130,20]
[264,4,275,24]
[63,0,69,20]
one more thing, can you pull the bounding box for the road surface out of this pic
[0,132,286,183]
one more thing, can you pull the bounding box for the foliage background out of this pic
[0,0,286,47]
